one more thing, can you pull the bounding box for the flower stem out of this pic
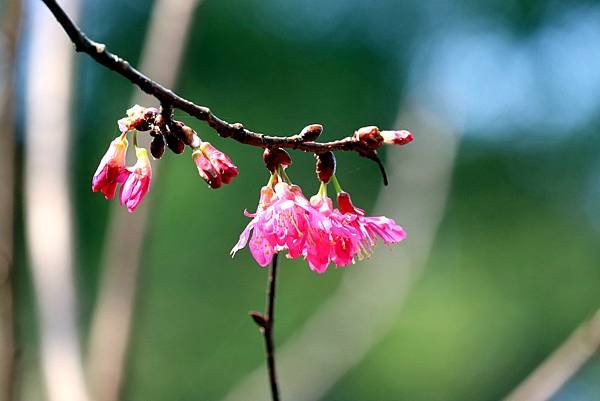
[263,253,280,401]
[331,174,343,193]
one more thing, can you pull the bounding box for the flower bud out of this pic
[315,151,336,183]
[263,148,292,173]
[165,132,185,154]
[354,126,383,150]
[336,191,364,215]
[150,134,166,159]
[381,130,413,145]
[300,124,323,141]
[170,121,196,146]
[92,136,129,199]
[120,147,152,213]
[192,142,238,189]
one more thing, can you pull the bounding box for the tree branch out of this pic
[40,0,391,183]
[42,0,386,150]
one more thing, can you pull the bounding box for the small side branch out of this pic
[250,253,281,401]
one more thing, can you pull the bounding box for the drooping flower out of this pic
[231,185,277,266]
[308,194,361,271]
[92,136,129,200]
[336,191,406,254]
[192,142,238,189]
[231,182,328,269]
[119,147,152,212]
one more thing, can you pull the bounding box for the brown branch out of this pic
[250,253,281,401]
[39,0,389,183]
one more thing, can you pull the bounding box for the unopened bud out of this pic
[165,133,185,154]
[381,130,413,145]
[300,124,323,141]
[263,148,292,172]
[315,151,336,183]
[170,121,196,146]
[150,134,166,159]
[354,126,383,149]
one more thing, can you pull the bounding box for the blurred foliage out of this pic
[14,0,600,400]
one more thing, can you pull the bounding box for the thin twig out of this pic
[265,254,281,401]
[39,0,389,184]
[250,253,281,401]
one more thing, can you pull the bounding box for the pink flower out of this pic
[381,130,413,145]
[309,195,362,269]
[231,186,277,266]
[192,142,238,189]
[336,191,406,254]
[231,182,327,269]
[119,147,152,213]
[92,136,129,200]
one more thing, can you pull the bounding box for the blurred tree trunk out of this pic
[24,1,90,400]
[86,2,202,401]
[504,309,600,401]
[0,0,22,400]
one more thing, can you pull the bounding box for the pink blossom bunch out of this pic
[231,176,406,273]
[92,105,239,212]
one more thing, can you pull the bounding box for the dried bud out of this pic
[263,148,292,173]
[117,105,158,133]
[165,133,185,154]
[315,151,336,183]
[300,124,323,141]
[354,126,383,150]
[150,134,166,159]
[170,121,197,146]
[381,130,413,145]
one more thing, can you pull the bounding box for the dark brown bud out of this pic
[165,132,185,154]
[354,126,383,150]
[316,151,336,183]
[300,124,323,141]
[263,147,292,172]
[150,134,166,159]
[170,121,196,146]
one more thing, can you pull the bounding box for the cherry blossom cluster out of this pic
[92,105,238,212]
[92,105,413,270]
[231,148,409,273]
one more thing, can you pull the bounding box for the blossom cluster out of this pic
[231,150,408,273]
[92,105,413,271]
[92,105,238,212]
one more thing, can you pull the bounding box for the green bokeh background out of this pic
[13,0,600,400]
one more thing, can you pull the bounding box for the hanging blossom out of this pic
[231,148,408,273]
[120,147,152,213]
[92,105,238,211]
[92,136,129,199]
